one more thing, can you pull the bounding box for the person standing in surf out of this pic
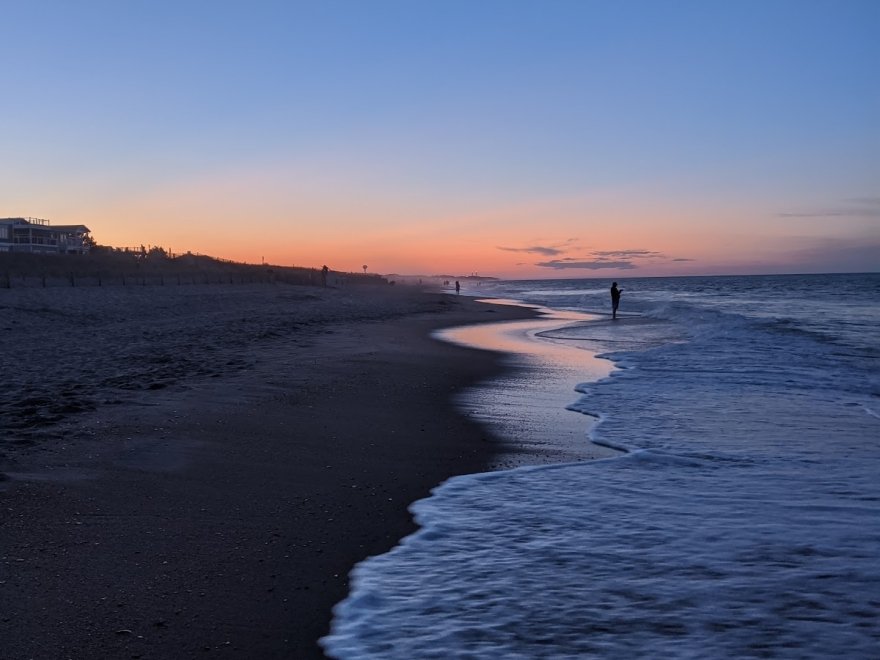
[610,281,622,320]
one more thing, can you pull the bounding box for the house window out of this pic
[0,226,8,240]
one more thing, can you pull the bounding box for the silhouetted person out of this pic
[610,281,622,320]
[455,280,461,295]
[321,265,329,287]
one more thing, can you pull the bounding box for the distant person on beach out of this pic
[610,281,622,320]
[455,280,461,295]
[321,265,329,287]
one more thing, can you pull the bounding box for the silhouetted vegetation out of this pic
[0,247,390,289]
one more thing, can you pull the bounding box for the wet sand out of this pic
[0,284,537,659]
[436,300,620,467]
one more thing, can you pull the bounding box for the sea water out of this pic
[322,273,880,658]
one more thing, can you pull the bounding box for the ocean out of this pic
[322,273,880,658]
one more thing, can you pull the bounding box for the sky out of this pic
[2,0,878,278]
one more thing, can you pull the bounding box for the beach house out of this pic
[0,217,91,254]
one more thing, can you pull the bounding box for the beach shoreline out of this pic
[436,302,621,467]
[1,283,544,659]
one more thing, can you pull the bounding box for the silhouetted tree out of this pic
[147,246,168,260]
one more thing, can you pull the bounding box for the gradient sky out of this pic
[3,0,878,277]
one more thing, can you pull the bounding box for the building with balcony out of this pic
[0,217,91,254]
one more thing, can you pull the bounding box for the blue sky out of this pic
[2,1,878,275]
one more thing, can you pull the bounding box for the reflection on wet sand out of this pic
[435,299,621,468]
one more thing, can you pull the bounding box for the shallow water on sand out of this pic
[436,302,617,466]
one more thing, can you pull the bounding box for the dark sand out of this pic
[0,285,536,659]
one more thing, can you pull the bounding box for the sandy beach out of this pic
[0,283,538,659]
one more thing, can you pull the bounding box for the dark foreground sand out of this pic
[0,284,536,659]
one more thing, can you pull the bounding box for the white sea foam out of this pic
[325,452,880,658]
[323,274,880,658]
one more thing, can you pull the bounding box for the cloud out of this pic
[536,258,636,270]
[498,245,566,256]
[845,197,880,206]
[672,258,695,262]
[787,236,880,272]
[500,241,688,271]
[593,249,663,258]
[777,210,879,218]
[778,197,880,219]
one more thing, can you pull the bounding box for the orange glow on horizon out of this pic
[55,176,876,279]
